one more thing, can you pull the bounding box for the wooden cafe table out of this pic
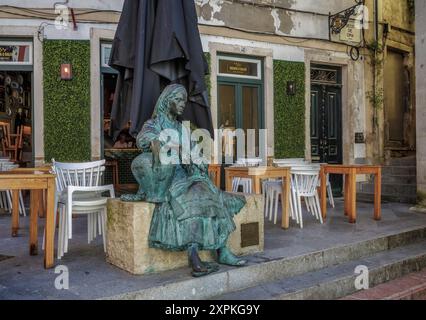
[319,164,382,223]
[225,166,291,229]
[0,167,56,269]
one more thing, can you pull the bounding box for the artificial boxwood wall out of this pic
[273,60,306,158]
[43,40,91,162]
[204,52,211,104]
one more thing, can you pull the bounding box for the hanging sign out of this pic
[0,42,33,65]
[329,0,366,46]
[339,20,362,44]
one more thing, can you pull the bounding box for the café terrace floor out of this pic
[1,199,426,300]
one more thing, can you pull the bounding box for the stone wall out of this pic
[416,0,426,206]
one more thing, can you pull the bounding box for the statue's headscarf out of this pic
[152,84,188,119]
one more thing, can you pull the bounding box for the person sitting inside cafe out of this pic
[113,132,132,149]
[114,130,135,149]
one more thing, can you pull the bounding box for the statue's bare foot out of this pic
[120,193,146,202]
[218,247,247,267]
[188,245,219,277]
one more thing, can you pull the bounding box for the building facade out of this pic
[416,0,426,206]
[0,0,418,199]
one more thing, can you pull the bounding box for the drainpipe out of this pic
[372,0,379,135]
[374,0,379,42]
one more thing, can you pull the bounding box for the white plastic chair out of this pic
[1,190,27,217]
[47,159,115,259]
[317,173,335,208]
[236,158,263,167]
[263,180,286,225]
[0,162,26,216]
[275,160,335,209]
[231,158,262,194]
[273,158,308,166]
[291,167,324,229]
[232,177,252,193]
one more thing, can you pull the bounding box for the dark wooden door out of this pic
[311,82,343,194]
[311,84,342,165]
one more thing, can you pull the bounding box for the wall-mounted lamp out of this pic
[60,63,73,80]
[287,81,296,96]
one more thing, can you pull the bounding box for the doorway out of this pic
[384,49,408,149]
[100,43,137,191]
[0,41,34,165]
[101,72,117,150]
[310,64,343,193]
[217,55,264,162]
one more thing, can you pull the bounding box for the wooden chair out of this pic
[0,123,23,162]
[105,159,119,187]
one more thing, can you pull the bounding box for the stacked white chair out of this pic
[291,166,324,229]
[264,180,285,225]
[0,159,26,216]
[47,159,115,259]
[265,159,308,224]
[274,159,335,209]
[323,173,335,208]
[231,158,262,194]
[232,177,252,193]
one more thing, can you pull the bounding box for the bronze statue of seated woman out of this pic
[122,84,247,277]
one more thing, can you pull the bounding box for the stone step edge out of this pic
[276,248,426,300]
[225,242,426,300]
[101,226,426,300]
[361,183,417,187]
[341,270,426,300]
[356,192,417,198]
[356,193,417,203]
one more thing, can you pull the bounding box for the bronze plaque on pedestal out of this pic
[241,222,259,248]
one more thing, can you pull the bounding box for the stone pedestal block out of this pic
[106,194,264,275]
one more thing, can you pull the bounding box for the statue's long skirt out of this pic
[148,178,246,252]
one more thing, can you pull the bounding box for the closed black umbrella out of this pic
[109,0,213,140]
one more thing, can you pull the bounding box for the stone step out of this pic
[388,156,417,167]
[104,226,426,300]
[382,166,417,177]
[359,183,417,197]
[215,240,426,300]
[341,269,426,300]
[381,175,417,185]
[356,192,417,204]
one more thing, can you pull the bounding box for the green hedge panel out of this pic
[43,40,91,162]
[274,60,306,158]
[205,52,211,104]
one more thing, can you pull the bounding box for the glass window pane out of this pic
[218,84,236,129]
[242,86,259,131]
[218,84,237,160]
[242,86,259,156]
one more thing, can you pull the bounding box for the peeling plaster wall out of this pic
[0,0,124,10]
[382,0,414,33]
[200,34,304,61]
[196,0,356,39]
[0,0,369,165]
